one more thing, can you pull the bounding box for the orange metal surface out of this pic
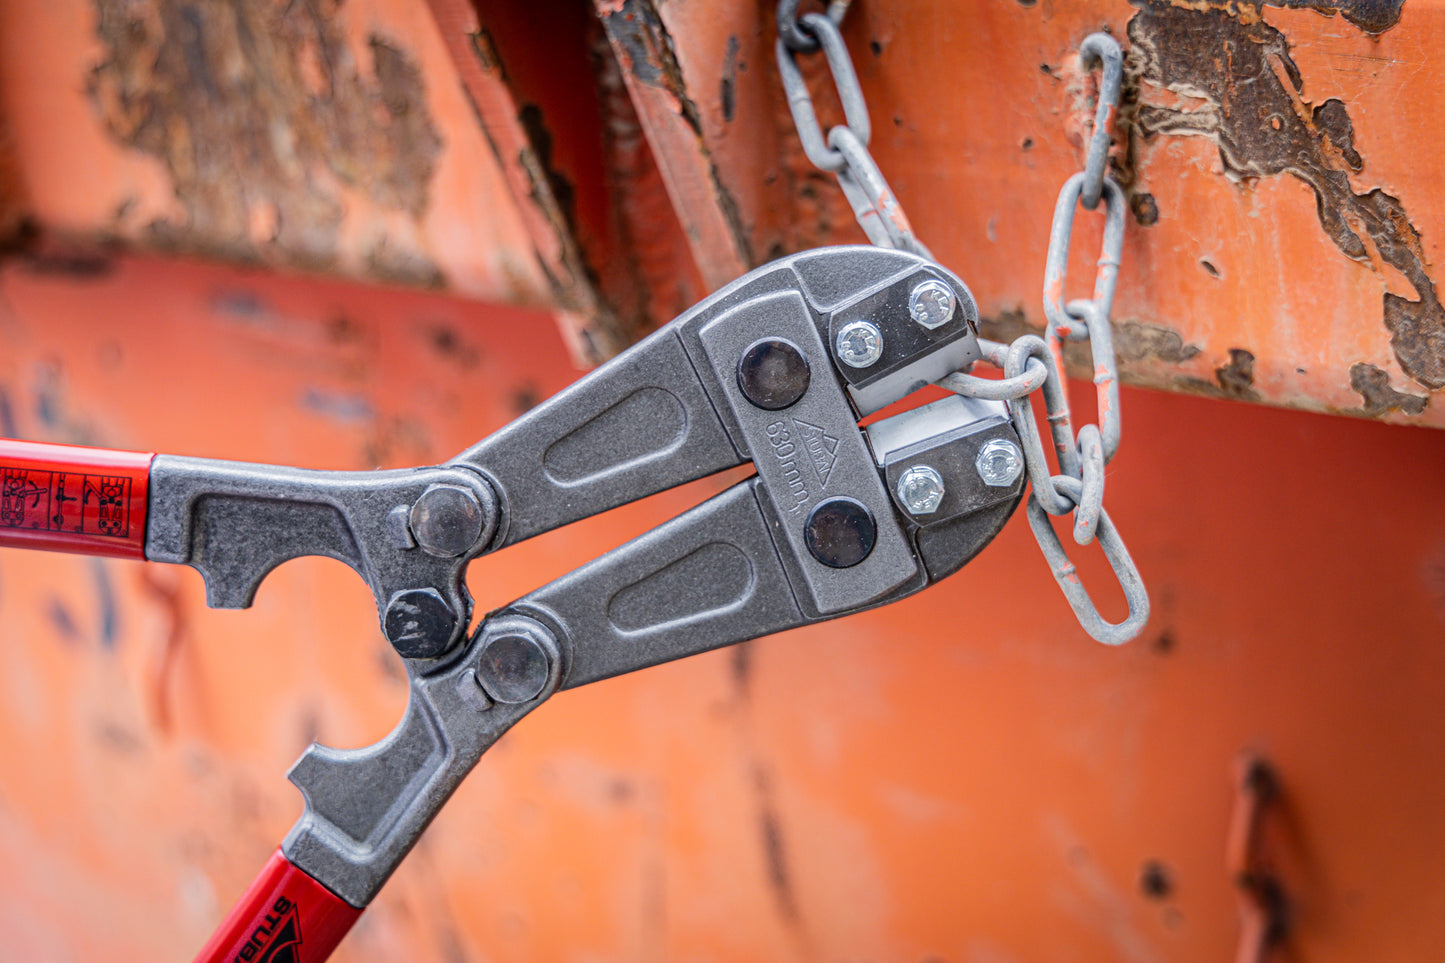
[3,1,1442,420]
[2,1,1445,961]
[0,251,1443,961]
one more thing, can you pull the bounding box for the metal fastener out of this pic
[908,279,956,330]
[975,438,1024,487]
[410,484,485,558]
[896,465,946,514]
[737,337,811,410]
[476,623,554,704]
[383,588,458,660]
[835,320,883,368]
[803,497,876,568]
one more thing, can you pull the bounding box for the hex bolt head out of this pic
[476,629,553,704]
[897,465,946,514]
[384,588,458,660]
[976,438,1024,488]
[737,337,811,410]
[908,279,956,330]
[410,484,485,558]
[835,320,884,368]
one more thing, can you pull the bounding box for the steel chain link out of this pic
[777,8,1148,644]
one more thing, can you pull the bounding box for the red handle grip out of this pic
[0,438,153,558]
[193,850,362,963]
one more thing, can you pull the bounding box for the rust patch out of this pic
[90,0,443,282]
[1264,0,1404,33]
[977,308,1202,369]
[1350,362,1429,415]
[1215,347,1259,398]
[1128,1,1443,394]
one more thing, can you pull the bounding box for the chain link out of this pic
[776,10,1148,645]
[776,11,930,258]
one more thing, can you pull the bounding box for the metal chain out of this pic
[777,9,1148,645]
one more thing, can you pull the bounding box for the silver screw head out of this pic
[897,465,946,514]
[975,438,1024,487]
[908,279,956,330]
[835,320,884,368]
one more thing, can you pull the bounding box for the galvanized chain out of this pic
[777,10,1148,644]
[776,6,932,258]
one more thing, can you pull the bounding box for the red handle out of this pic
[0,438,153,558]
[193,850,362,963]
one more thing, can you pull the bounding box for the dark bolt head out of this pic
[737,337,810,410]
[803,497,877,568]
[476,630,552,704]
[409,484,486,558]
[383,588,458,660]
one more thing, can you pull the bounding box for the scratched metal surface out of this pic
[0,252,1443,961]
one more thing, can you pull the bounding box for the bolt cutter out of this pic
[0,247,1024,962]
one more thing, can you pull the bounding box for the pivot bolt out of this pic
[384,588,458,660]
[976,438,1024,487]
[410,484,485,558]
[897,465,946,514]
[835,320,883,368]
[908,279,956,330]
[737,337,810,410]
[803,497,877,568]
[476,620,555,704]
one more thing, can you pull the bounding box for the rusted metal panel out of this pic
[598,0,1445,425]
[595,0,753,291]
[0,0,551,307]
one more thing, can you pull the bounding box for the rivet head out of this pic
[908,279,956,330]
[897,465,946,514]
[803,497,877,568]
[835,320,883,368]
[410,485,484,558]
[976,438,1024,487]
[737,338,810,410]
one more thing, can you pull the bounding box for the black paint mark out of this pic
[1129,1,1443,392]
[755,767,801,923]
[47,597,82,644]
[868,39,883,57]
[720,35,740,123]
[92,558,117,649]
[510,382,541,415]
[1140,860,1174,899]
[730,641,752,702]
[1350,362,1429,415]
[0,386,17,438]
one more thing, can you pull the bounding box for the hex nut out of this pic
[975,438,1024,487]
[897,465,946,514]
[908,279,956,330]
[835,320,884,368]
